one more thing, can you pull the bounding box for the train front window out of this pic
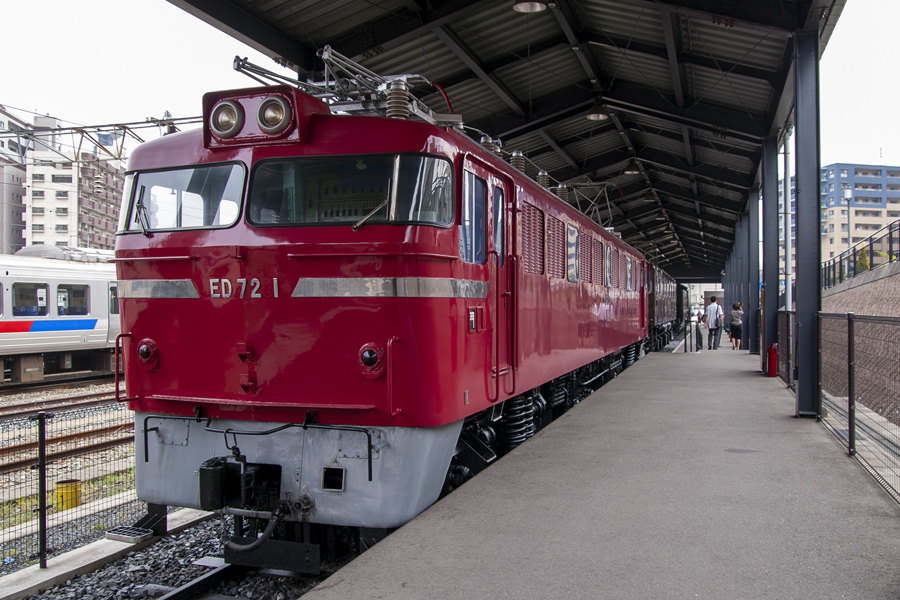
[248,154,453,227]
[123,163,244,232]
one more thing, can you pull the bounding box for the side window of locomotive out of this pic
[461,171,487,264]
[12,283,49,317]
[604,244,612,287]
[248,155,453,227]
[566,224,579,282]
[57,284,89,316]
[493,188,505,267]
[126,163,243,232]
[626,257,633,290]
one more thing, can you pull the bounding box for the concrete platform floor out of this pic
[307,348,900,600]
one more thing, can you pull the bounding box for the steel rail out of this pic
[0,395,117,421]
[0,423,134,474]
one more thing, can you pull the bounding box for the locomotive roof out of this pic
[165,0,845,282]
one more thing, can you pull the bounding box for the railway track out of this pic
[0,390,119,421]
[0,386,131,476]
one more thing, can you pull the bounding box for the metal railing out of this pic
[819,312,900,503]
[0,403,143,575]
[822,219,900,290]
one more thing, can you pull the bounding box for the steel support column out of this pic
[794,29,822,416]
[762,135,779,368]
[747,189,760,353]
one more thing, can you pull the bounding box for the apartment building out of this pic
[0,105,30,253]
[819,163,900,259]
[25,149,123,249]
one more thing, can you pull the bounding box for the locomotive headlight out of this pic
[210,100,244,138]
[257,96,291,134]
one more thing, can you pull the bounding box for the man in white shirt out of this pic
[705,297,724,350]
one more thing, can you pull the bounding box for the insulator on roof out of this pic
[510,150,525,172]
[557,186,568,202]
[386,80,410,119]
[492,138,503,156]
[480,135,495,153]
[537,170,549,189]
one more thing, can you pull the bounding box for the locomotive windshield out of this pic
[121,163,244,233]
[247,154,453,228]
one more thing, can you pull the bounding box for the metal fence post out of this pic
[29,411,49,569]
[847,312,856,456]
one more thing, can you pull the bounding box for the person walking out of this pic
[705,297,724,350]
[730,301,744,350]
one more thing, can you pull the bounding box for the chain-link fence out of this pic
[776,310,796,389]
[819,312,900,503]
[0,402,143,575]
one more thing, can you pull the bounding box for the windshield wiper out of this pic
[135,186,152,237]
[352,179,391,231]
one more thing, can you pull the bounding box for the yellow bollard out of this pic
[55,479,82,510]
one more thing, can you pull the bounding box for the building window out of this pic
[32,207,44,215]
[55,224,68,232]
[56,191,68,198]
[840,169,848,177]
[51,175,73,183]
[56,207,68,216]
[33,191,45,198]
[32,174,45,181]
[32,224,44,231]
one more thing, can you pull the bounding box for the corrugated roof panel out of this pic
[688,67,772,115]
[631,130,685,157]
[628,112,688,137]
[361,34,461,81]
[695,146,755,175]
[453,3,561,64]
[578,0,666,47]
[496,46,587,102]
[277,0,409,44]
[440,79,512,123]
[591,46,675,94]
[682,17,789,69]
[546,117,616,143]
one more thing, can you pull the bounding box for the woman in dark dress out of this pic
[729,302,744,350]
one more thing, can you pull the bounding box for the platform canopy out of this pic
[168,0,844,280]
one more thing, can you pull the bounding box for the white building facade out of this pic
[25,150,123,249]
[0,105,30,253]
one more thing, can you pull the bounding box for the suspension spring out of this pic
[498,396,534,453]
[624,345,636,367]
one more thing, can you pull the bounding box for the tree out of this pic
[856,247,869,272]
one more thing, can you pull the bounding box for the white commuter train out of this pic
[0,247,119,383]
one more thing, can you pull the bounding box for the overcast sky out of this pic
[1,0,892,167]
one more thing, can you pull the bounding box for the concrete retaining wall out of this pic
[822,261,900,316]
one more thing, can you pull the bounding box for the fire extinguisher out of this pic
[767,343,778,377]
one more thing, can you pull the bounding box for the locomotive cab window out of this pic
[58,284,89,316]
[247,154,453,227]
[123,163,244,233]
[13,283,49,317]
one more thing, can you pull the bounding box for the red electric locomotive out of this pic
[115,50,675,572]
